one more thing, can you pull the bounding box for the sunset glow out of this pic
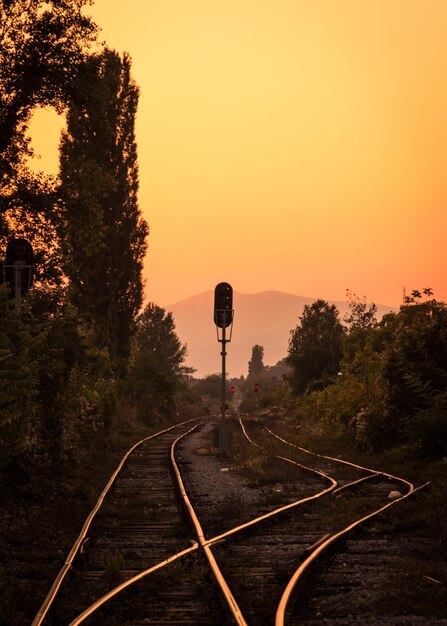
[28,0,447,307]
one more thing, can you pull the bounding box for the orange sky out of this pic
[28,0,447,308]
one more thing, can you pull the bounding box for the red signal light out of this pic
[254,383,259,392]
[230,386,235,394]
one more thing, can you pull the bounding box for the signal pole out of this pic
[221,311,227,421]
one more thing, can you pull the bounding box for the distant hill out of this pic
[166,290,395,378]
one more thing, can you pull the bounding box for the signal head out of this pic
[214,282,233,328]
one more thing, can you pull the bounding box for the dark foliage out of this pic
[248,344,265,380]
[0,0,97,188]
[127,304,189,422]
[290,295,447,459]
[60,49,148,372]
[287,299,344,394]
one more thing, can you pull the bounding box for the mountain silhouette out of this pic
[166,290,395,378]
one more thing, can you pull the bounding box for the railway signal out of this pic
[254,382,260,409]
[214,281,233,328]
[214,282,234,454]
[230,386,235,394]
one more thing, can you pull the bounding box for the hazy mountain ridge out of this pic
[166,290,396,378]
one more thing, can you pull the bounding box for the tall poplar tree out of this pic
[60,49,148,373]
[248,344,265,380]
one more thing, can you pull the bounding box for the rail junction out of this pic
[31,414,432,626]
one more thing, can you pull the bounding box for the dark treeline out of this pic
[286,289,447,458]
[0,2,191,482]
[219,290,447,461]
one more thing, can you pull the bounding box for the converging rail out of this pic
[171,423,248,626]
[35,419,249,626]
[188,415,427,626]
[68,420,245,626]
[244,417,429,626]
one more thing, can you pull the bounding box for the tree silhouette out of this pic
[128,303,189,421]
[248,344,265,379]
[0,0,97,188]
[60,49,148,373]
[287,299,344,394]
[404,288,435,305]
[344,289,378,329]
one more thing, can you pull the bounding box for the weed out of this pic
[213,492,247,523]
[101,550,126,587]
[194,446,215,456]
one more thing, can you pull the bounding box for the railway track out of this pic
[33,420,231,626]
[248,417,429,626]
[32,415,429,626]
[179,416,428,626]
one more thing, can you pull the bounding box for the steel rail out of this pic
[208,417,383,549]
[331,471,382,495]
[239,416,335,483]
[251,421,424,626]
[170,422,249,626]
[31,418,199,626]
[68,543,199,626]
[275,482,429,626]
[263,424,414,492]
[204,477,336,549]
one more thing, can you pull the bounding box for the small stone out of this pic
[220,467,229,472]
[388,490,402,500]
